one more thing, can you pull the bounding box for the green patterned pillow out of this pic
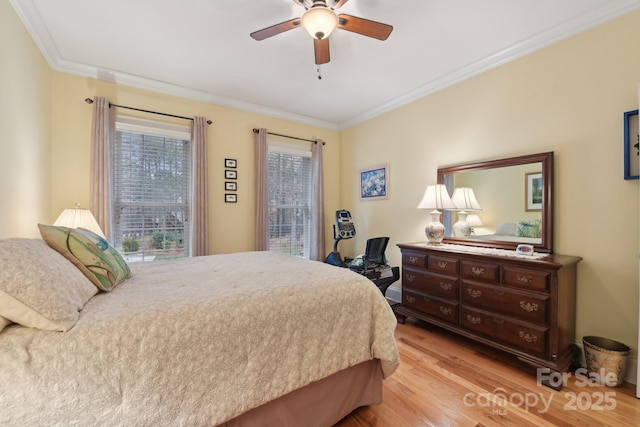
[516,220,542,238]
[38,224,131,291]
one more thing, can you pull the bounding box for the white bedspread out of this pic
[0,251,399,426]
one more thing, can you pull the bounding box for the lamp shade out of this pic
[301,4,338,39]
[54,205,105,238]
[451,187,482,211]
[417,184,457,211]
[466,213,483,227]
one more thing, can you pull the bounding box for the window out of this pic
[112,117,191,261]
[267,141,311,258]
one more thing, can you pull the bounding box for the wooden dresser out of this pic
[395,243,581,376]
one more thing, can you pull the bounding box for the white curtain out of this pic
[191,117,209,256]
[254,128,268,251]
[89,96,114,240]
[310,139,325,261]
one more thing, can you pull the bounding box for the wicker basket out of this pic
[582,336,630,387]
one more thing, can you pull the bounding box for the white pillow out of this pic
[0,238,98,332]
[495,222,518,236]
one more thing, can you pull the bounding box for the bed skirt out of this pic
[220,359,382,427]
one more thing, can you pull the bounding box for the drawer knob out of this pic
[466,314,481,325]
[471,266,485,276]
[437,260,448,269]
[520,301,539,312]
[519,331,538,343]
[409,256,419,264]
[440,282,453,291]
[517,274,533,284]
[406,274,416,282]
[440,306,452,316]
[406,295,416,304]
[467,288,482,299]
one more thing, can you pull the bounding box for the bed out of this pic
[0,229,399,426]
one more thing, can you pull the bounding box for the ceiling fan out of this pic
[250,0,393,65]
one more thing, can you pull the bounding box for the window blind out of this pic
[267,142,311,258]
[112,118,191,261]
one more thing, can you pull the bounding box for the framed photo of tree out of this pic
[624,109,639,180]
[525,172,543,211]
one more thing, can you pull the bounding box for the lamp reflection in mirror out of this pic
[417,184,457,244]
[301,1,338,40]
[451,187,482,237]
[53,203,105,238]
[465,213,483,234]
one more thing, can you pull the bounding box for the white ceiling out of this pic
[11,0,640,130]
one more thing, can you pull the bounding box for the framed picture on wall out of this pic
[525,172,543,211]
[360,164,389,201]
[623,109,639,180]
[225,194,237,203]
[225,170,237,180]
[225,158,237,168]
[225,181,237,191]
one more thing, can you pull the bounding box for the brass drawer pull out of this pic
[467,288,482,298]
[437,260,448,269]
[471,266,485,276]
[440,282,453,291]
[466,314,481,325]
[519,331,538,343]
[520,301,539,312]
[517,274,533,284]
[409,256,419,264]
[406,274,416,282]
[493,318,504,324]
[440,306,452,316]
[406,295,416,304]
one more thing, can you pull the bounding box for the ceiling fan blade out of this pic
[250,18,301,41]
[314,38,330,64]
[329,0,349,9]
[337,14,393,40]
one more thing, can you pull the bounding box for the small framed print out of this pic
[525,172,543,211]
[360,164,389,201]
[225,158,237,168]
[225,170,237,179]
[225,181,237,191]
[225,194,237,203]
[624,109,639,180]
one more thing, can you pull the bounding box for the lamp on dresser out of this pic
[451,187,482,237]
[417,184,457,245]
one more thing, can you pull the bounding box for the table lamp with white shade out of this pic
[417,184,457,245]
[450,187,482,237]
[53,203,105,239]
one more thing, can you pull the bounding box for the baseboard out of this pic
[384,282,402,303]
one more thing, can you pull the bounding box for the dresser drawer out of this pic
[403,251,427,268]
[460,260,499,282]
[402,289,458,324]
[461,281,549,325]
[461,306,548,356]
[502,266,550,292]
[403,267,458,300]
[427,255,459,275]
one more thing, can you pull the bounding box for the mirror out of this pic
[438,152,553,253]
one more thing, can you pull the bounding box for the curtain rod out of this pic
[84,98,212,125]
[252,128,325,145]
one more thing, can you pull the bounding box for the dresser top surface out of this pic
[397,242,581,268]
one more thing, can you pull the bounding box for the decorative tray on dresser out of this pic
[395,242,581,386]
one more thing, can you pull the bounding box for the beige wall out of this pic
[341,11,640,356]
[49,73,341,255]
[0,1,52,238]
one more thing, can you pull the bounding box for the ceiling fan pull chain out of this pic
[317,66,322,80]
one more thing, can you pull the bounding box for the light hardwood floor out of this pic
[337,318,639,427]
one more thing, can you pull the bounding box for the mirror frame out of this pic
[437,152,554,253]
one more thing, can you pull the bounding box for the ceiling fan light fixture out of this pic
[301,5,338,40]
